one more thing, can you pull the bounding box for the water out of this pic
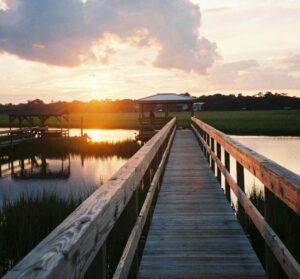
[233,136,300,175]
[0,128,138,143]
[0,155,126,206]
[230,136,300,196]
[0,128,138,204]
[69,128,138,142]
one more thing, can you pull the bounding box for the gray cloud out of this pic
[0,0,218,74]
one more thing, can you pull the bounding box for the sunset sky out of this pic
[0,0,300,103]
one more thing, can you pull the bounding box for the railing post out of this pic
[206,134,210,163]
[236,162,246,228]
[216,143,221,184]
[264,187,288,279]
[210,138,215,174]
[224,150,231,203]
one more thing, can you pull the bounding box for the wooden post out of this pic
[165,104,168,119]
[9,116,12,131]
[216,143,221,183]
[236,162,246,228]
[139,104,141,121]
[67,114,70,137]
[264,187,286,279]
[166,104,169,119]
[224,150,231,203]
[191,103,194,117]
[210,138,215,173]
[11,160,14,178]
[80,117,83,137]
[59,116,63,136]
[206,134,210,163]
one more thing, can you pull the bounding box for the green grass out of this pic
[1,110,300,135]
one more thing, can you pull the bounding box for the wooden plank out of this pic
[192,125,300,279]
[138,130,265,278]
[192,117,300,215]
[4,118,176,279]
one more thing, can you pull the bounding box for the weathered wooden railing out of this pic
[4,117,176,279]
[191,117,300,279]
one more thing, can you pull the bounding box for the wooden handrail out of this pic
[191,117,300,279]
[191,117,300,215]
[4,117,176,279]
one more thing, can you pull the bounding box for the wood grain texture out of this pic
[4,119,176,279]
[138,130,265,279]
[192,117,300,215]
[192,125,300,279]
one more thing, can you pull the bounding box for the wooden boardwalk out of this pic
[138,130,266,278]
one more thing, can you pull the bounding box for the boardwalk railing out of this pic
[191,117,300,279]
[4,117,176,279]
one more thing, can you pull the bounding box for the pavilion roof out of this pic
[136,93,199,104]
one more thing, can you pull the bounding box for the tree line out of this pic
[1,92,299,114]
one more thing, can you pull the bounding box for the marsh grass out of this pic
[0,189,95,276]
[238,186,300,278]
[2,137,141,159]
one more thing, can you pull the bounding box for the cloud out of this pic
[204,7,231,13]
[211,58,300,90]
[278,55,300,71]
[0,0,218,74]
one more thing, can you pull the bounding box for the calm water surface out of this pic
[231,136,300,196]
[68,128,137,142]
[0,128,137,143]
[234,136,300,175]
[0,128,137,205]
[0,155,126,205]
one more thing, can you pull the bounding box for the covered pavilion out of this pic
[135,93,200,141]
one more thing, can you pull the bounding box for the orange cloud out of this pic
[32,44,46,49]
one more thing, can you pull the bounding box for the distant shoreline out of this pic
[1,110,300,136]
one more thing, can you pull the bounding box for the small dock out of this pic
[138,130,265,278]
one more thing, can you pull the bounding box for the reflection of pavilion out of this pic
[0,155,71,179]
[136,93,200,141]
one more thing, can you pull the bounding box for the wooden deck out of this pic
[138,130,266,278]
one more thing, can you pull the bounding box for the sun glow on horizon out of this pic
[0,0,300,103]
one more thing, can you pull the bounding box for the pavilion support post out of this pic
[166,104,169,119]
[191,103,194,117]
[138,104,141,121]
